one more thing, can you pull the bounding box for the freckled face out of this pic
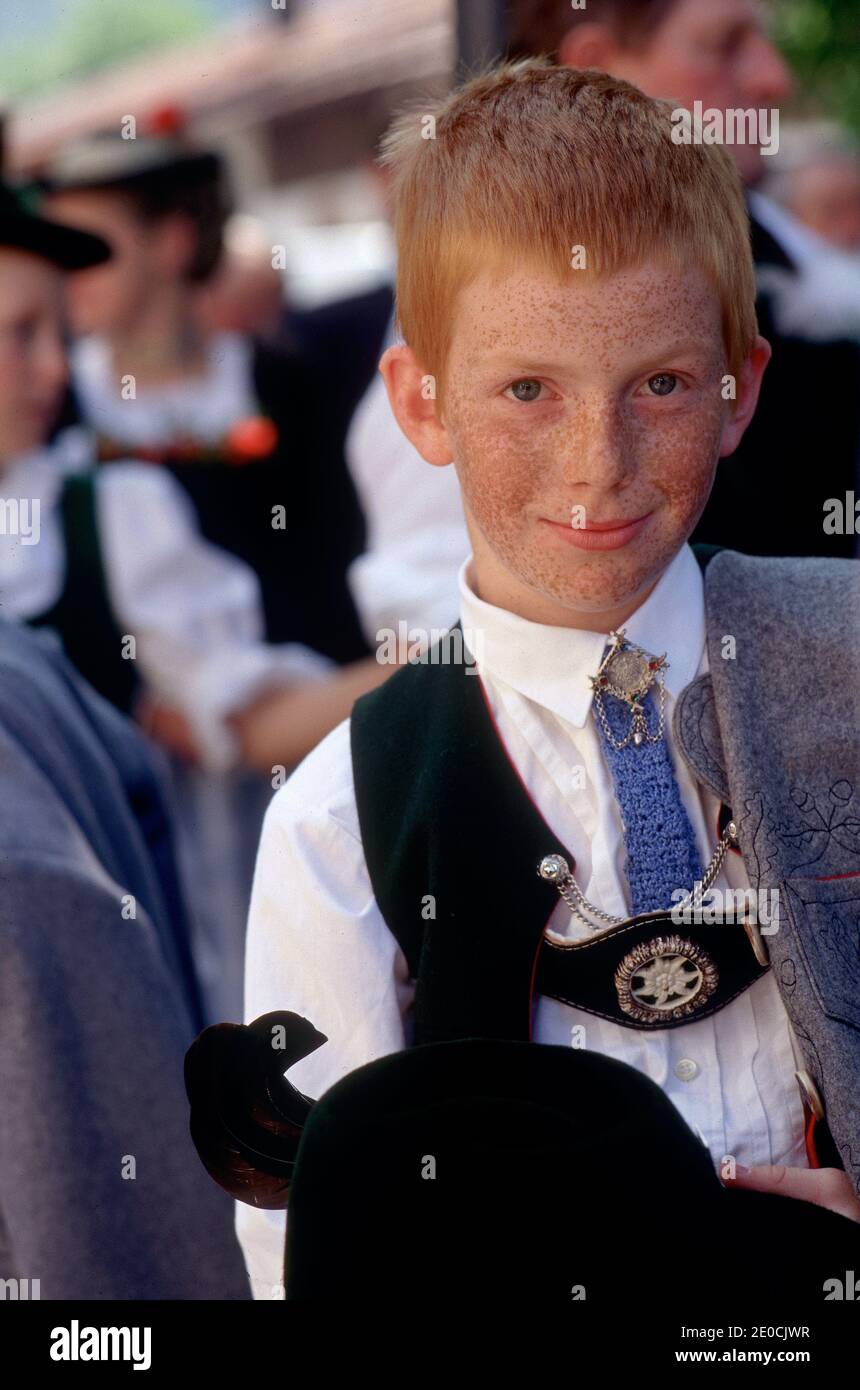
[440,261,730,628]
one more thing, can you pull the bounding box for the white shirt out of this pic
[237,542,809,1298]
[749,190,860,343]
[0,428,332,771]
[71,332,260,448]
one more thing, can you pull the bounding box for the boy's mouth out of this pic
[539,511,653,551]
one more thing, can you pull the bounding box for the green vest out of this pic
[28,472,137,713]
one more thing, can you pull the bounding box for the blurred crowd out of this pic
[0,0,859,1299]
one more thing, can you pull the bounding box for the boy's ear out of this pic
[718,336,772,458]
[378,344,454,467]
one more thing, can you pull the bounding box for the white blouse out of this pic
[0,427,332,771]
[71,332,259,448]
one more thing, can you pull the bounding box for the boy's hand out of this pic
[725,1164,860,1223]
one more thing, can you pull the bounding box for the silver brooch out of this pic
[589,629,667,749]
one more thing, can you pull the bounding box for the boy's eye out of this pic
[506,379,544,403]
[642,373,680,397]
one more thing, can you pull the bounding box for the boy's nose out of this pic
[561,410,635,491]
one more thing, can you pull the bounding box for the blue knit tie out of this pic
[594,682,704,915]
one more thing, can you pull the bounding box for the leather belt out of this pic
[535,908,769,1030]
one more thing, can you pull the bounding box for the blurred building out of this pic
[6,0,455,304]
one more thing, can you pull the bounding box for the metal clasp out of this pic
[743,915,770,967]
[795,1069,825,1122]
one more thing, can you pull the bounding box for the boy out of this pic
[237,62,860,1295]
[505,0,860,561]
[339,0,860,655]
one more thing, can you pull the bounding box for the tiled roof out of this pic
[9,0,453,175]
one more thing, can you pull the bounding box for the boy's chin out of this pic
[521,544,680,623]
[554,576,656,618]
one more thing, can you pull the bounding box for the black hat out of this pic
[283,1037,860,1303]
[38,116,229,284]
[0,181,110,269]
[39,124,222,195]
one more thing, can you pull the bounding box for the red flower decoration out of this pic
[226,416,279,464]
[96,414,280,468]
[146,104,187,138]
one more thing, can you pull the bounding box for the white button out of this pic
[674,1058,699,1082]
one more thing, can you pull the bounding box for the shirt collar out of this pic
[747,190,826,270]
[458,543,705,728]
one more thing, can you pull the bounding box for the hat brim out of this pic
[284,1038,860,1301]
[41,149,221,194]
[1,211,111,270]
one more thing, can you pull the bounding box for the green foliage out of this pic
[0,0,211,99]
[773,0,860,136]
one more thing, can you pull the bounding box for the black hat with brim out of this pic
[39,131,222,193]
[284,1038,860,1303]
[0,182,110,269]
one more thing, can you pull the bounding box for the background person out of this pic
[0,617,251,1299]
[40,112,368,657]
[0,182,388,1022]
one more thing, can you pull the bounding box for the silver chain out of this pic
[678,823,738,912]
[591,676,666,751]
[538,819,739,933]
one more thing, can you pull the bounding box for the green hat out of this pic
[0,181,110,269]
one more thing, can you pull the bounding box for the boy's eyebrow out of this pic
[476,342,717,372]
[476,355,573,374]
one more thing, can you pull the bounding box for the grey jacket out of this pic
[675,551,860,1193]
[0,620,250,1299]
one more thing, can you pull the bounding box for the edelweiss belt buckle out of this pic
[536,826,765,1029]
[614,934,718,1024]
